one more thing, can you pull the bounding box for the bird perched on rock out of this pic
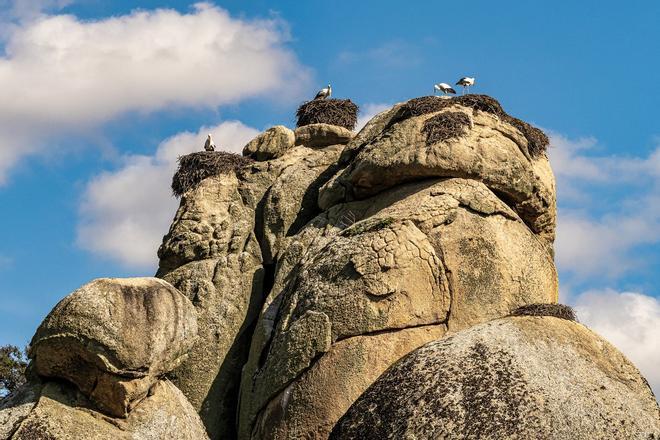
[434,83,456,96]
[456,77,475,94]
[203,133,215,151]
[314,84,332,100]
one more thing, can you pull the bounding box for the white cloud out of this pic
[549,133,660,278]
[0,3,310,183]
[76,121,259,270]
[356,103,391,131]
[573,290,660,398]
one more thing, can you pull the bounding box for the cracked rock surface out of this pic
[238,177,558,439]
[234,98,560,439]
[156,137,345,438]
[331,316,660,440]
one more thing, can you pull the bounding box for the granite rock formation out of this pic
[2,95,657,440]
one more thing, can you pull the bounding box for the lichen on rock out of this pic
[331,316,660,440]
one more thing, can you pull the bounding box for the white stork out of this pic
[314,84,332,100]
[204,133,215,152]
[434,83,456,96]
[456,77,475,95]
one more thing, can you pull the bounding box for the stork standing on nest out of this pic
[203,133,215,152]
[314,84,332,100]
[456,77,475,95]
[434,83,456,96]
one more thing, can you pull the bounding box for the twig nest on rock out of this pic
[296,99,359,131]
[331,315,660,439]
[29,277,198,417]
[171,151,254,197]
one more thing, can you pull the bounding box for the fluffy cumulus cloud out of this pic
[0,2,310,183]
[549,133,660,278]
[573,289,660,397]
[77,121,259,270]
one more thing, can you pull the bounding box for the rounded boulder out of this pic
[331,314,660,440]
[29,277,198,416]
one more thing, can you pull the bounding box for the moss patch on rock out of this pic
[296,99,359,131]
[171,151,254,197]
[510,303,577,321]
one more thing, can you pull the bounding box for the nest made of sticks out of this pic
[422,111,471,145]
[171,151,254,197]
[510,303,577,321]
[296,99,359,131]
[393,95,548,157]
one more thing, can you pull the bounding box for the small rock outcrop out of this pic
[1,277,207,440]
[243,126,295,161]
[331,314,660,440]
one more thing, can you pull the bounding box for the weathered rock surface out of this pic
[2,379,209,440]
[157,173,264,439]
[243,126,295,161]
[29,277,197,418]
[294,124,354,149]
[319,102,557,243]
[1,277,206,440]
[331,315,660,440]
[8,97,652,440]
[239,176,558,438]
[156,132,344,438]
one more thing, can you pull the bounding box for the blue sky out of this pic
[0,0,659,393]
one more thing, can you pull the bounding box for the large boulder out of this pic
[239,177,558,438]
[29,277,197,418]
[1,277,207,440]
[331,314,660,440]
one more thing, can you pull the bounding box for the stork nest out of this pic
[171,151,254,197]
[296,99,359,131]
[422,111,471,145]
[394,95,548,157]
[509,303,577,322]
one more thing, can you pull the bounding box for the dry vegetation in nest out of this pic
[171,151,254,197]
[393,94,549,157]
[296,99,359,131]
[422,111,471,145]
[510,303,577,321]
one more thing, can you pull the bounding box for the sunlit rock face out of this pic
[236,96,560,439]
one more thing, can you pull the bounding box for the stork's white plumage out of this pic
[204,133,215,152]
[434,83,456,95]
[456,77,475,95]
[314,84,332,100]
